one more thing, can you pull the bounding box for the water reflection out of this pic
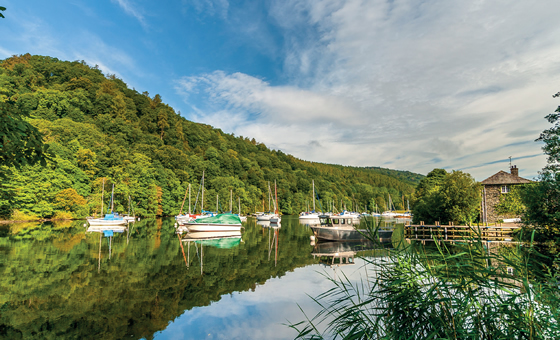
[0,216,415,339]
[180,231,243,275]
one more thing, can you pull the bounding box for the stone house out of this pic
[480,165,532,223]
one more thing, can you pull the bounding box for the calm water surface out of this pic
[0,216,404,339]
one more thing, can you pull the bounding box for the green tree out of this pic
[0,100,49,170]
[523,92,560,239]
[54,188,87,214]
[412,169,480,225]
[0,6,5,19]
[438,171,481,225]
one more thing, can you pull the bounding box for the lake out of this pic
[0,215,405,339]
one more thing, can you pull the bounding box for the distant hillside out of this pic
[0,54,417,219]
[363,167,425,186]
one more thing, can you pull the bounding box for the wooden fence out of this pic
[404,222,522,243]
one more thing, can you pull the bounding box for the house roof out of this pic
[481,170,532,185]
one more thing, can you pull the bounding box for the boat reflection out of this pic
[267,227,279,267]
[257,220,271,228]
[311,241,381,267]
[86,225,129,272]
[179,230,242,275]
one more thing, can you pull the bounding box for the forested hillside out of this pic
[363,167,424,185]
[0,54,418,219]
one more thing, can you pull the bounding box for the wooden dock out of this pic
[404,222,522,243]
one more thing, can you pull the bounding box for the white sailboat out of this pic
[257,182,275,221]
[270,180,281,224]
[88,183,127,226]
[299,180,320,220]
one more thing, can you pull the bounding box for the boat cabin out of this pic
[319,215,356,227]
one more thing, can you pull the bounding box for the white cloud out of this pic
[160,260,371,339]
[182,0,229,19]
[111,0,147,27]
[177,0,559,180]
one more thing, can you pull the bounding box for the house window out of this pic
[501,185,510,193]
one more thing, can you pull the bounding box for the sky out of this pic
[1,0,559,180]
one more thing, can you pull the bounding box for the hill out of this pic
[0,54,420,219]
[363,167,425,185]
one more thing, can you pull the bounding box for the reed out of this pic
[291,221,560,339]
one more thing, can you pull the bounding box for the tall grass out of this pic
[291,221,560,339]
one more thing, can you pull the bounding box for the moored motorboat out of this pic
[310,215,393,242]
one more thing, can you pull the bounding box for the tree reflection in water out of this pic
[0,216,318,339]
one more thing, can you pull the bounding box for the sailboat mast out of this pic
[274,180,278,214]
[101,178,105,215]
[216,194,219,213]
[312,180,315,211]
[188,184,191,214]
[110,183,115,213]
[238,197,241,215]
[201,170,205,213]
[179,187,188,215]
[230,190,233,213]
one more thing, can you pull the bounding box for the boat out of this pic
[122,196,137,222]
[236,197,247,222]
[310,215,393,242]
[337,210,361,219]
[184,213,243,232]
[257,182,276,221]
[269,180,281,223]
[299,180,321,220]
[299,211,320,219]
[88,213,127,226]
[88,183,126,226]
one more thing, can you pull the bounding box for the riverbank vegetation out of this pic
[0,54,419,220]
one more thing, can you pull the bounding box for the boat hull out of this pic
[256,214,274,221]
[299,213,320,219]
[183,231,242,240]
[185,223,243,232]
[88,219,127,226]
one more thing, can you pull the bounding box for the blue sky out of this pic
[2,0,559,180]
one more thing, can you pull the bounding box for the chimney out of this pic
[510,165,519,177]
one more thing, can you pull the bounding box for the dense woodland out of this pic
[0,54,420,220]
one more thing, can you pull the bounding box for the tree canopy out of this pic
[412,169,480,225]
[522,92,560,240]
